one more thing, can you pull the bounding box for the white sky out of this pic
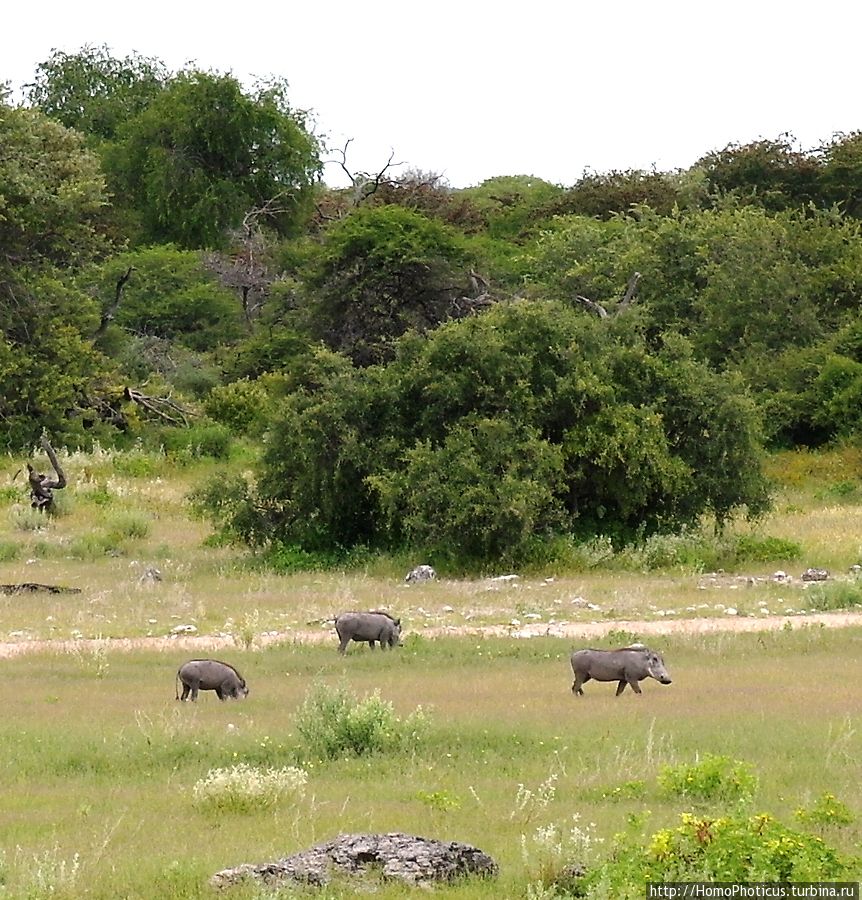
[5,0,860,189]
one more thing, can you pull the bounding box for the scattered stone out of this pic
[772,570,789,582]
[138,566,162,586]
[849,564,861,576]
[488,574,519,583]
[405,565,436,584]
[170,623,197,635]
[725,607,738,616]
[210,832,498,890]
[801,568,829,582]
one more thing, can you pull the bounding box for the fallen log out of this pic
[0,583,82,595]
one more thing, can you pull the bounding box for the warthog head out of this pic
[646,651,672,684]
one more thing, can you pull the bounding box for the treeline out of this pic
[3,46,862,566]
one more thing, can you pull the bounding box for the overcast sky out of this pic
[5,0,860,189]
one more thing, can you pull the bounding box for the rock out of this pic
[405,565,436,584]
[849,564,861,576]
[138,566,162,586]
[801,567,829,582]
[169,623,197,635]
[210,832,498,890]
[488,574,519,583]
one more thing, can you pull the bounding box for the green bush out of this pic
[294,683,428,761]
[69,533,128,560]
[579,811,854,894]
[0,541,20,562]
[158,424,232,461]
[794,792,855,828]
[805,581,862,611]
[203,379,272,436]
[112,451,164,478]
[733,533,802,564]
[103,512,150,541]
[658,754,758,804]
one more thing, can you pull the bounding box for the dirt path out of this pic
[1,611,861,658]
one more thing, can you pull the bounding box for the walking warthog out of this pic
[176,659,249,701]
[335,611,402,654]
[570,646,672,696]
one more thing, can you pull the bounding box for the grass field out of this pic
[1,629,861,896]
[0,445,861,896]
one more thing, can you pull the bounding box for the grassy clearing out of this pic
[0,628,860,896]
[1,446,861,645]
[0,444,860,893]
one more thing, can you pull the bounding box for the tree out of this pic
[26,45,168,144]
[694,136,821,211]
[304,205,472,366]
[0,102,122,448]
[113,71,321,248]
[85,246,245,351]
[547,169,682,219]
[818,131,862,218]
[198,301,770,564]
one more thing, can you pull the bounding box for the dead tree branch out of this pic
[575,295,610,318]
[330,139,404,206]
[123,387,195,426]
[95,266,134,339]
[27,436,67,512]
[617,271,642,314]
[575,272,642,319]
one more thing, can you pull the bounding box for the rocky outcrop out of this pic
[210,832,498,890]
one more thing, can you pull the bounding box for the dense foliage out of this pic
[7,46,862,565]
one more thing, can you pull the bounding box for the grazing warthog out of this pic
[335,611,402,654]
[570,646,672,696]
[176,659,249,702]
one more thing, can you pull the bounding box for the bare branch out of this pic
[123,387,195,426]
[95,266,134,339]
[575,295,610,318]
[26,436,66,512]
[617,271,642,314]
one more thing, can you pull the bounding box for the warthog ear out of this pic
[395,619,401,626]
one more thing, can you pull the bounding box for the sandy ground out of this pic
[1,611,861,658]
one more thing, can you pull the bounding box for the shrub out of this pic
[794,792,855,828]
[805,581,862,611]
[579,812,854,894]
[203,379,272,436]
[658,754,758,804]
[112,451,164,478]
[295,683,428,761]
[192,763,307,813]
[733,533,802,563]
[104,511,151,541]
[158,423,232,461]
[69,532,127,560]
[0,541,20,562]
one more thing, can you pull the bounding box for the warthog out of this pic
[335,611,402,654]
[176,659,249,702]
[570,646,672,696]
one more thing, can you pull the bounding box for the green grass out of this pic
[0,446,861,894]
[0,630,860,896]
